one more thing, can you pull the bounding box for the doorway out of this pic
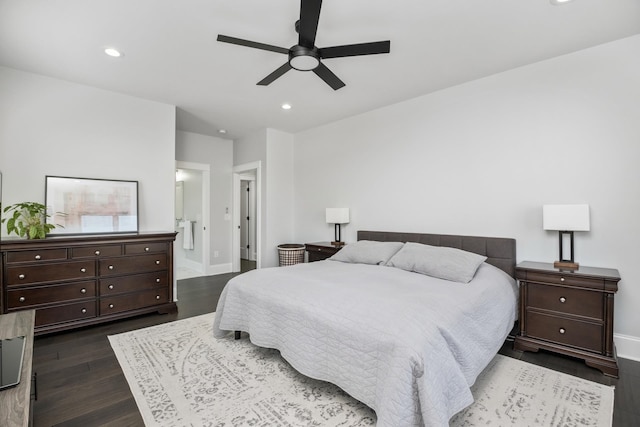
[233,161,262,273]
[175,161,210,280]
[240,176,257,272]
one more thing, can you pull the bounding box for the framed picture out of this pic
[45,176,139,235]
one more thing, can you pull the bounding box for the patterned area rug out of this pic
[108,313,614,426]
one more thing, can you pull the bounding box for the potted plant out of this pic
[1,202,63,239]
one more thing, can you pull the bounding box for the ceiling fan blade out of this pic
[313,63,345,90]
[217,35,289,55]
[320,40,391,59]
[257,63,293,86]
[298,0,322,48]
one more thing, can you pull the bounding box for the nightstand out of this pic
[304,242,344,262]
[514,261,620,377]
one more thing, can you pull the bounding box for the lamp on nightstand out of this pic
[543,204,590,270]
[326,208,349,246]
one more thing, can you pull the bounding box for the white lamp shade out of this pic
[326,208,350,224]
[543,204,590,231]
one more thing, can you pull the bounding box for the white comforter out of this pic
[213,260,518,426]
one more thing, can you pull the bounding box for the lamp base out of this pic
[330,241,345,247]
[554,260,579,270]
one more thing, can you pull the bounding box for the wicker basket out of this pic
[277,244,305,266]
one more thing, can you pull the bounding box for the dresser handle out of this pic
[108,284,114,290]
[109,304,114,309]
[559,328,566,334]
[156,295,161,300]
[560,277,565,282]
[80,268,87,273]
[156,278,161,283]
[145,247,150,252]
[80,288,87,294]
[35,254,41,260]
[18,274,25,279]
[81,308,87,314]
[559,297,566,303]
[108,265,114,270]
[155,260,160,265]
[95,250,101,256]
[19,296,26,303]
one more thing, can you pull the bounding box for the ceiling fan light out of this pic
[290,55,319,71]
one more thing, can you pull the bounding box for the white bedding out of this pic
[213,260,518,426]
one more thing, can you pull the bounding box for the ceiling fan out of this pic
[217,0,391,90]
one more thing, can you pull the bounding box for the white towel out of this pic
[180,220,194,250]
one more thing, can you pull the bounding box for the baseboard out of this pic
[177,258,203,273]
[207,263,233,276]
[614,333,640,362]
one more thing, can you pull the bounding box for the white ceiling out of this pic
[1,0,639,140]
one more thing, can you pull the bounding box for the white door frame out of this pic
[175,161,210,275]
[233,161,262,272]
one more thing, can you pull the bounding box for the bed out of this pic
[213,231,518,426]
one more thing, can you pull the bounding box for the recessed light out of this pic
[550,0,574,5]
[281,103,292,110]
[104,48,122,57]
[218,129,227,134]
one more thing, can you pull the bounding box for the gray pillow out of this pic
[328,240,404,265]
[386,242,487,283]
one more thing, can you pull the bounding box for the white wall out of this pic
[0,66,176,235]
[234,128,294,267]
[175,130,233,272]
[292,35,640,360]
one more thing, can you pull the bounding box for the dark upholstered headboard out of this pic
[357,230,517,278]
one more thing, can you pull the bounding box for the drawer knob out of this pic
[95,250,101,256]
[156,278,161,283]
[81,288,87,294]
[18,274,25,279]
[559,297,566,303]
[155,260,160,265]
[560,277,565,282]
[35,254,41,260]
[559,328,566,334]
[109,304,114,309]
[81,308,87,314]
[80,268,87,273]
[108,265,114,270]
[19,296,26,303]
[156,295,161,300]
[145,247,150,252]
[108,284,114,290]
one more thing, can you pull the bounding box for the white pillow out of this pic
[329,240,404,265]
[386,242,487,283]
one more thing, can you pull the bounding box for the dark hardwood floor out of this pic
[32,273,640,426]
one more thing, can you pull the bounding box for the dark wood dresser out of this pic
[0,232,177,335]
[305,242,344,262]
[514,261,620,377]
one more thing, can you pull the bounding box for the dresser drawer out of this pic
[99,253,167,276]
[124,242,167,255]
[7,281,96,309]
[525,311,603,353]
[71,245,122,258]
[525,271,604,290]
[5,261,96,286]
[100,288,169,315]
[35,301,97,327]
[6,248,68,264]
[527,283,603,320]
[100,271,169,296]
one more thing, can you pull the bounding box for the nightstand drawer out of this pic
[526,311,602,353]
[527,283,603,320]
[525,271,605,290]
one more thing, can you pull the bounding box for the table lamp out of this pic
[543,204,590,270]
[326,208,349,246]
